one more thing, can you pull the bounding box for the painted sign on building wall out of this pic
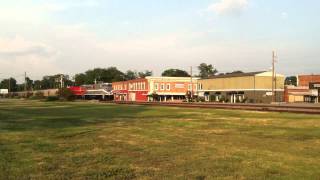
[310,82,320,89]
[175,83,185,89]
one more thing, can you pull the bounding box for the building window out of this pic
[198,83,203,90]
[166,84,171,91]
[161,84,165,90]
[155,83,159,90]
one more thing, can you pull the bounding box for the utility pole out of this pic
[24,72,27,91]
[190,66,193,101]
[272,51,277,103]
[8,78,11,93]
[60,74,64,88]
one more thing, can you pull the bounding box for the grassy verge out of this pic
[0,99,320,179]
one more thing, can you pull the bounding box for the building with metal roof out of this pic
[198,71,285,103]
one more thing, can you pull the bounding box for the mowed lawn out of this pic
[0,100,320,179]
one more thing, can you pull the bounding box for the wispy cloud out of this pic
[0,36,56,58]
[281,12,288,20]
[42,0,101,12]
[0,0,102,19]
[0,36,61,80]
[208,0,249,15]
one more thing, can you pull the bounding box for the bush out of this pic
[46,96,60,101]
[219,96,226,103]
[26,92,33,98]
[151,93,159,102]
[29,91,45,100]
[35,91,44,98]
[58,88,75,101]
[242,98,248,103]
[197,97,206,102]
[209,95,215,102]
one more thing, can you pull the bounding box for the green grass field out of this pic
[1,99,320,179]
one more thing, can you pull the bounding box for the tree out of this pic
[41,75,59,89]
[124,70,152,80]
[285,76,297,86]
[102,67,125,82]
[26,77,33,91]
[162,69,190,77]
[17,77,34,91]
[33,80,42,90]
[198,63,218,78]
[85,68,104,84]
[58,88,75,101]
[124,70,138,80]
[226,71,243,74]
[217,71,244,76]
[85,67,125,83]
[0,78,18,92]
[75,73,86,86]
[138,70,153,78]
[39,74,69,89]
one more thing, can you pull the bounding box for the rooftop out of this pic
[205,71,267,79]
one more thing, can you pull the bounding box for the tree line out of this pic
[0,63,224,92]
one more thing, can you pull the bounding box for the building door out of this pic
[230,93,244,103]
[129,93,136,101]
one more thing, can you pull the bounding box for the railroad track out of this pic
[113,101,320,114]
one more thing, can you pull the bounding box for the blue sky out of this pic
[0,0,319,81]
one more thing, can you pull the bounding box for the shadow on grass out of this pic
[0,103,153,132]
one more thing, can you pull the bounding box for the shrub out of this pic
[46,96,60,101]
[58,88,75,101]
[209,95,216,102]
[26,92,33,98]
[151,93,159,102]
[29,91,45,100]
[35,91,44,98]
[219,96,226,103]
[242,98,248,103]
[197,97,205,102]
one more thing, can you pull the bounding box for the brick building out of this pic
[112,78,149,101]
[284,75,320,103]
[284,86,318,103]
[297,75,320,86]
[112,77,198,102]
